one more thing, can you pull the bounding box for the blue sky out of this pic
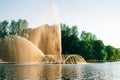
[0,0,120,47]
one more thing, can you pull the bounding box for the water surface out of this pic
[0,62,120,80]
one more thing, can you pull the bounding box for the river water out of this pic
[0,62,120,80]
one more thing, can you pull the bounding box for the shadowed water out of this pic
[0,62,120,80]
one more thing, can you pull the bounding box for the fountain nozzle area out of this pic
[39,54,86,64]
[62,55,86,64]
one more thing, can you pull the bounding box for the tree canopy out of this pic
[0,20,9,38]
[0,19,28,38]
[61,23,120,62]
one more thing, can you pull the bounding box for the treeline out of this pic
[61,24,120,61]
[0,19,120,61]
[0,19,28,38]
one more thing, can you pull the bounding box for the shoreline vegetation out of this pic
[61,24,120,62]
[86,60,120,63]
[0,19,120,63]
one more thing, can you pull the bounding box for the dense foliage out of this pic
[61,23,120,61]
[0,19,28,38]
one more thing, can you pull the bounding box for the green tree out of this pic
[61,24,78,37]
[67,35,80,54]
[17,19,28,31]
[9,19,28,35]
[93,40,104,51]
[61,23,79,54]
[105,45,116,60]
[61,23,120,61]
[9,20,17,35]
[0,20,9,38]
[79,31,97,60]
[80,31,97,42]
[93,40,107,60]
[78,40,95,60]
[114,49,120,60]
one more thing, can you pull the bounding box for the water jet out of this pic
[62,55,86,64]
[0,35,44,63]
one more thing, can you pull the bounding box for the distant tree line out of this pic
[61,23,120,61]
[0,19,28,38]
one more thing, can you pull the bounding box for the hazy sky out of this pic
[0,0,120,47]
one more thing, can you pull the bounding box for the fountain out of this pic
[0,5,86,64]
[0,25,86,64]
[0,23,62,63]
[26,24,62,62]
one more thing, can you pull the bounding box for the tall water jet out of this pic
[0,35,44,63]
[41,5,60,25]
[26,24,61,63]
[19,5,62,63]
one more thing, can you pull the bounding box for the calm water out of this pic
[0,62,120,80]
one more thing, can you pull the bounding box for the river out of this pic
[0,62,120,80]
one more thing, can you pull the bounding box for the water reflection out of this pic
[0,62,120,80]
[0,64,61,80]
[62,64,83,80]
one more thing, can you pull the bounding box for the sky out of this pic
[0,0,120,48]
